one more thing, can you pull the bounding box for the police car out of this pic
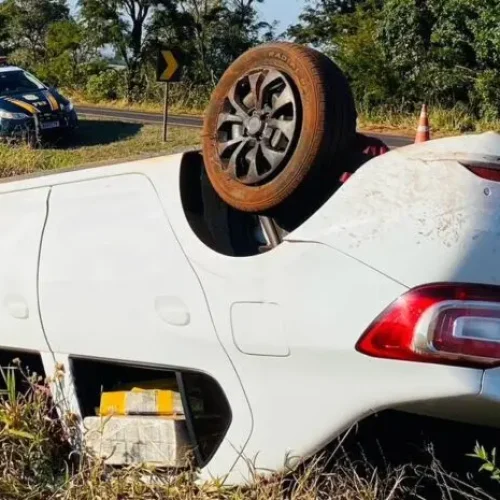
[0,57,77,143]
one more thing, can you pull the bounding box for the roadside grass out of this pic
[0,118,200,179]
[69,93,500,138]
[357,104,500,137]
[66,89,210,117]
[0,362,498,500]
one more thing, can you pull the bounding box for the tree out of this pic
[289,0,392,108]
[380,0,500,110]
[213,0,276,75]
[149,0,224,85]
[288,0,370,46]
[290,0,500,119]
[0,0,70,67]
[151,0,275,85]
[79,0,178,100]
[42,19,103,88]
[380,0,437,105]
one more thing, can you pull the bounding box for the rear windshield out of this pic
[0,70,44,95]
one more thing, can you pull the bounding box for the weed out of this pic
[68,91,500,138]
[356,104,500,137]
[0,362,497,499]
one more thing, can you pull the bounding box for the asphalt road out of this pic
[76,106,414,149]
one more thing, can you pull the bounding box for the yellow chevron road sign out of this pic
[156,48,183,82]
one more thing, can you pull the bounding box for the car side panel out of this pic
[0,187,51,352]
[187,242,483,476]
[151,163,483,483]
[38,173,252,478]
[289,136,500,289]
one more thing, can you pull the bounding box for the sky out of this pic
[257,0,305,33]
[69,0,305,33]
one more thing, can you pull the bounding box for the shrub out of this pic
[85,70,125,102]
[474,70,500,120]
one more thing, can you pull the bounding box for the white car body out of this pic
[2,132,500,484]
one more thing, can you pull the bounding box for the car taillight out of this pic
[460,160,500,182]
[356,284,500,368]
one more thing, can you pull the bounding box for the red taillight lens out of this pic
[467,166,500,182]
[356,284,500,368]
[461,161,500,182]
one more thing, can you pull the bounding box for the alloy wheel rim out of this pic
[216,68,301,186]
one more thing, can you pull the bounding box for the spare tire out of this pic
[202,42,357,213]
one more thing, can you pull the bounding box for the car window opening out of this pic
[0,350,46,396]
[180,135,389,257]
[180,151,290,257]
[69,357,232,469]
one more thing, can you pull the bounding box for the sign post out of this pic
[163,82,169,142]
[156,47,183,143]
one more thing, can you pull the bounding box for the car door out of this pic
[37,173,252,479]
[0,187,52,353]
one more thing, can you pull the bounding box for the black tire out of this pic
[202,42,357,213]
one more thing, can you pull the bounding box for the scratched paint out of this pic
[288,132,500,287]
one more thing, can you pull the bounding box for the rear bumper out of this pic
[396,366,500,430]
[479,366,500,408]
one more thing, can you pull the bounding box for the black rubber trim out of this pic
[175,370,205,467]
[67,355,234,469]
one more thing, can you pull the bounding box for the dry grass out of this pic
[0,362,498,500]
[69,96,500,139]
[0,363,409,500]
[0,118,200,179]
[66,89,209,117]
[357,105,500,138]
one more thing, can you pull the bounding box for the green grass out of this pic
[70,93,500,138]
[2,102,495,182]
[0,118,201,179]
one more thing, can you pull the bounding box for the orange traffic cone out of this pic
[415,104,430,143]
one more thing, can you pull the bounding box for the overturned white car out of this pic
[1,42,500,485]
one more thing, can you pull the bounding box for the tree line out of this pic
[290,0,500,120]
[0,0,275,104]
[0,0,498,120]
